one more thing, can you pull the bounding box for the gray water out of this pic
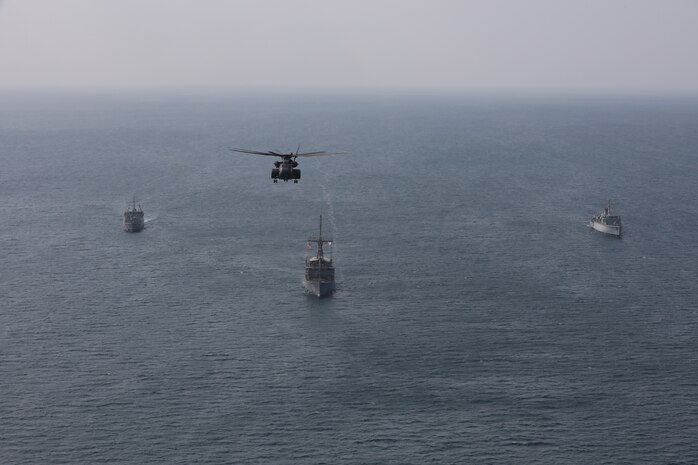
[1,91,697,464]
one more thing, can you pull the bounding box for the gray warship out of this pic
[123,198,145,233]
[303,215,336,297]
[590,201,622,237]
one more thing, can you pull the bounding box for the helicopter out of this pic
[229,145,343,183]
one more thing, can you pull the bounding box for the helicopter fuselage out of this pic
[272,156,301,183]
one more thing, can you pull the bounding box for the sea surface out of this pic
[1,90,697,464]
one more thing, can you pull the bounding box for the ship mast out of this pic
[307,214,332,262]
[318,214,324,258]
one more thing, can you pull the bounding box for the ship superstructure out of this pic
[590,201,622,236]
[123,197,145,233]
[304,215,336,297]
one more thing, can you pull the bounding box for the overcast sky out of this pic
[1,0,697,93]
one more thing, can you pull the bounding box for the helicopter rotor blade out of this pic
[295,151,347,157]
[230,147,347,158]
[229,148,283,157]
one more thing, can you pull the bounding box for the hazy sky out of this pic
[1,0,697,93]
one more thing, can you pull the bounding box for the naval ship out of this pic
[304,215,336,297]
[590,201,622,236]
[123,198,145,233]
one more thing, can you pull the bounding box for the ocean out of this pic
[1,90,697,464]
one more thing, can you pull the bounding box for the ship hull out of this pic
[124,223,144,233]
[303,279,335,298]
[591,220,621,236]
[124,212,145,233]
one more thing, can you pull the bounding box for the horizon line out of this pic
[1,85,698,99]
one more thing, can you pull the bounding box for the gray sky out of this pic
[1,0,697,93]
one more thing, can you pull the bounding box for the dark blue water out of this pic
[1,91,697,464]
